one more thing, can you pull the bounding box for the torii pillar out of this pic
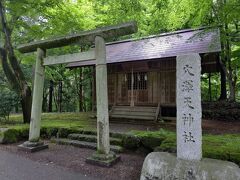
[95,36,110,154]
[18,48,48,152]
[86,36,120,166]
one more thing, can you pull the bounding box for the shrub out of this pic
[122,134,141,150]
[0,88,19,121]
[155,135,177,153]
[2,129,20,143]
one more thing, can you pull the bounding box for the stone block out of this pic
[18,141,48,153]
[140,152,240,180]
[86,151,120,167]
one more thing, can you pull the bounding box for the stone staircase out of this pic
[52,131,124,153]
[109,106,158,121]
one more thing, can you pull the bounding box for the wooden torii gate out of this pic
[18,22,137,166]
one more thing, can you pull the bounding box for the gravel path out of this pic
[0,142,146,180]
[0,149,97,180]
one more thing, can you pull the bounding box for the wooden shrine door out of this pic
[127,71,148,106]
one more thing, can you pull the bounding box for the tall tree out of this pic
[0,1,32,123]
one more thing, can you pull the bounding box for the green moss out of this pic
[3,129,19,143]
[5,112,93,130]
[41,127,59,138]
[29,137,40,142]
[122,134,141,150]
[203,134,240,165]
[229,152,240,165]
[57,127,81,138]
[133,129,175,150]
[157,135,177,153]
[17,128,29,140]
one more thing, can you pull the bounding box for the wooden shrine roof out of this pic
[67,27,221,68]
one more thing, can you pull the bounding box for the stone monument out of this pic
[140,53,240,180]
[176,53,202,161]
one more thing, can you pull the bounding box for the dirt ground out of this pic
[157,119,240,134]
[202,119,240,134]
[0,142,146,180]
[109,119,240,134]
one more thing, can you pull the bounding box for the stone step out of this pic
[52,138,123,153]
[112,106,157,113]
[68,134,122,146]
[161,116,176,122]
[110,114,155,120]
[109,118,157,125]
[110,110,156,117]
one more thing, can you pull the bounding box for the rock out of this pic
[140,152,240,180]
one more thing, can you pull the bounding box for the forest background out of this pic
[0,0,239,123]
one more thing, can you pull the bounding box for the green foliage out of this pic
[0,88,19,121]
[201,73,221,101]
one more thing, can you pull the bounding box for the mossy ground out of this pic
[132,129,240,165]
[0,112,95,143]
[1,112,94,129]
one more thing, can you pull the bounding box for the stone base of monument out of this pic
[140,152,240,180]
[86,151,120,167]
[18,141,48,153]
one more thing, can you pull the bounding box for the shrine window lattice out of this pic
[127,72,147,90]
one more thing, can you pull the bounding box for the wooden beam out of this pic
[43,50,95,66]
[18,21,137,53]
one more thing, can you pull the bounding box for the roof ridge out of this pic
[106,26,220,45]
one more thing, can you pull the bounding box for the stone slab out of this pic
[18,143,48,153]
[176,53,202,160]
[86,152,120,167]
[52,138,123,153]
[140,152,240,180]
[68,133,122,146]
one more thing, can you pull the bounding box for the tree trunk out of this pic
[219,63,227,101]
[58,81,63,112]
[48,80,53,112]
[208,73,212,101]
[0,1,32,123]
[92,67,96,112]
[79,68,83,112]
[21,86,32,123]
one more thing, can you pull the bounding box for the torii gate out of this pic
[18,22,137,166]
